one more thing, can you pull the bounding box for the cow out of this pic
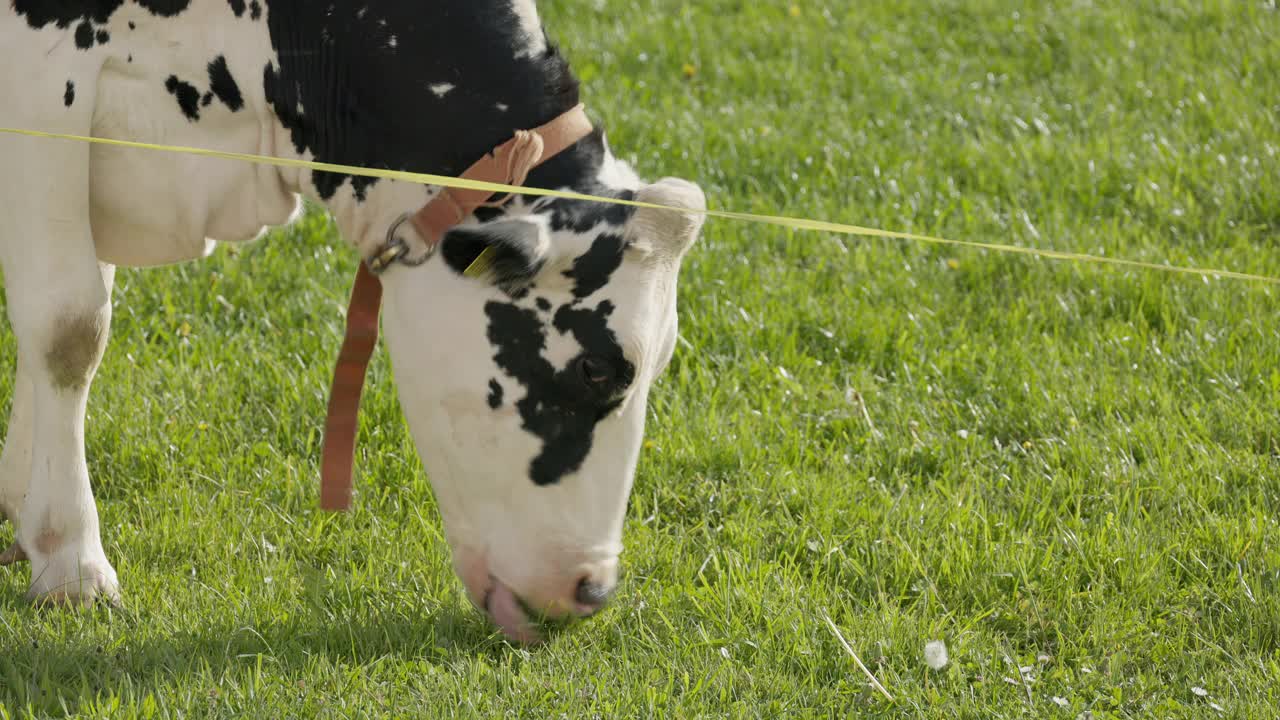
[0,0,707,644]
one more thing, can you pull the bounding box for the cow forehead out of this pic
[490,248,659,371]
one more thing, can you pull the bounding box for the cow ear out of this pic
[630,178,707,257]
[441,217,550,293]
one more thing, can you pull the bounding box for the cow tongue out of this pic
[486,580,543,645]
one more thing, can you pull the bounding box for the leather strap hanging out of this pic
[319,104,594,511]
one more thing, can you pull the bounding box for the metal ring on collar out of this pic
[366,212,440,274]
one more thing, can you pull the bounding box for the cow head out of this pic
[262,0,705,643]
[371,160,705,642]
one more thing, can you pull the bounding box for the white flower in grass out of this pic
[924,640,948,670]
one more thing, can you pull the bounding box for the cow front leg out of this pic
[5,262,119,606]
[0,103,120,605]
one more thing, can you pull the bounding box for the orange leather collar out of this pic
[319,104,595,511]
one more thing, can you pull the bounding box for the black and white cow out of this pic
[0,0,706,643]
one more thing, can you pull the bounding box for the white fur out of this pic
[509,0,547,59]
[597,134,643,190]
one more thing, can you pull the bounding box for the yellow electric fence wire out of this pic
[2,126,1277,287]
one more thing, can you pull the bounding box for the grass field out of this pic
[3,0,1280,717]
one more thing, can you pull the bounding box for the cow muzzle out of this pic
[454,546,618,644]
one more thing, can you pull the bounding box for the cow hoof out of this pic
[25,548,120,608]
[0,541,28,566]
[26,586,122,609]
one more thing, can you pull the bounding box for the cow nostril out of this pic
[575,577,611,611]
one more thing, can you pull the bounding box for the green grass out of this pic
[3,0,1280,716]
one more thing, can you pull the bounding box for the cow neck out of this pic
[318,104,595,512]
[261,1,586,202]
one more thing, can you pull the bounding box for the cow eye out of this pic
[576,356,615,387]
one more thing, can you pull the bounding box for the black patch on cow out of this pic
[524,135,638,237]
[96,28,110,44]
[74,21,95,49]
[207,55,244,112]
[249,0,261,20]
[136,0,192,17]
[13,1,117,29]
[202,92,214,107]
[165,76,201,121]
[545,192,636,234]
[127,54,133,63]
[128,20,136,29]
[486,298,631,486]
[563,234,626,299]
[228,0,245,17]
[260,1,605,204]
[487,379,504,409]
[536,297,552,312]
[63,81,75,107]
[352,180,374,202]
[13,0,190,30]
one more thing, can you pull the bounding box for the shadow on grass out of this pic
[0,589,538,713]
